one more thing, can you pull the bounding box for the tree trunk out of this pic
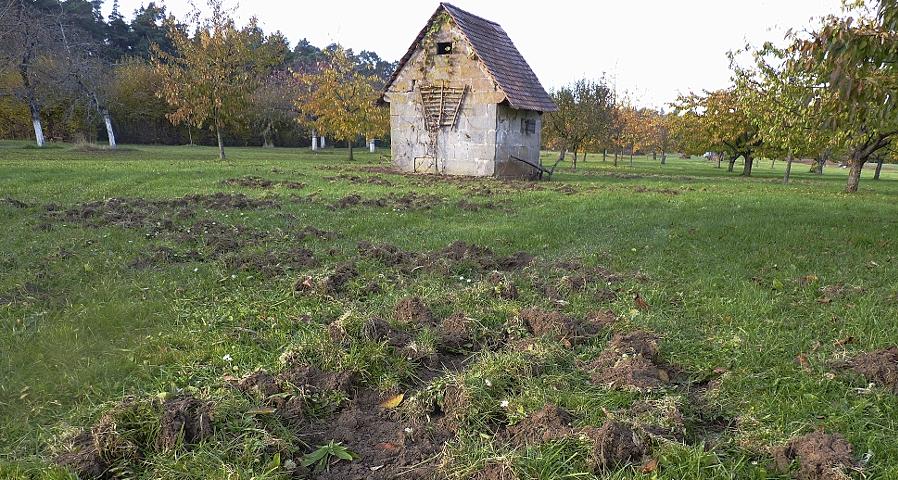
[603,149,607,162]
[614,150,619,166]
[741,154,754,176]
[582,151,587,163]
[770,158,776,169]
[572,150,578,170]
[783,154,793,184]
[369,139,376,153]
[652,151,657,161]
[188,126,194,146]
[661,150,666,165]
[321,137,326,148]
[348,139,354,161]
[102,111,116,149]
[629,150,634,167]
[262,122,274,148]
[29,103,45,147]
[817,155,825,175]
[311,132,319,151]
[216,125,225,160]
[846,158,865,193]
[717,153,723,168]
[727,155,737,172]
[874,156,884,180]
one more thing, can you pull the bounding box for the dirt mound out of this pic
[156,396,213,452]
[583,419,646,469]
[843,347,898,393]
[237,370,281,398]
[278,364,356,394]
[519,308,610,344]
[503,404,575,446]
[394,297,433,325]
[587,332,671,391]
[322,262,358,294]
[55,431,110,479]
[438,313,473,351]
[308,405,452,480]
[772,431,858,480]
[364,317,413,347]
[226,247,317,277]
[436,241,532,271]
[607,331,660,359]
[221,176,304,189]
[488,272,519,300]
[3,197,29,208]
[358,241,419,267]
[53,197,192,231]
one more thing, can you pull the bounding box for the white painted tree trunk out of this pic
[32,116,45,147]
[311,134,319,151]
[320,137,326,148]
[369,139,376,153]
[103,112,116,149]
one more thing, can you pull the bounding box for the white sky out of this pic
[105,0,845,108]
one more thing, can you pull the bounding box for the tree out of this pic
[152,0,281,159]
[779,0,898,192]
[294,46,388,161]
[250,70,300,148]
[673,87,762,175]
[543,78,614,169]
[0,0,65,146]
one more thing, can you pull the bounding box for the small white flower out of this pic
[404,427,414,434]
[484,378,492,387]
[222,354,233,362]
[193,267,199,272]
[283,459,297,470]
[500,400,510,408]
[466,279,472,283]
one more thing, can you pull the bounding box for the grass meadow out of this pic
[1,141,897,479]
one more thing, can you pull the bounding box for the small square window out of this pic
[521,118,536,135]
[437,42,453,55]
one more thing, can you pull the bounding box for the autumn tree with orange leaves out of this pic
[294,47,388,161]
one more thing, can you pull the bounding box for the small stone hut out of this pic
[382,3,557,178]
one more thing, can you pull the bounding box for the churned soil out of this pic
[844,347,898,393]
[772,431,858,480]
[582,419,647,470]
[587,331,672,391]
[394,296,434,325]
[502,404,575,446]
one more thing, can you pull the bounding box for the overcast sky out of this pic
[105,0,844,108]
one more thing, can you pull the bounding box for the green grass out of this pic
[1,140,897,479]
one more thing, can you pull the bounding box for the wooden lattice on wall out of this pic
[419,82,468,131]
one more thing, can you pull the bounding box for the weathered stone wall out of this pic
[495,105,543,179]
[385,17,505,176]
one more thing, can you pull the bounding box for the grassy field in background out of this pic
[1,141,897,479]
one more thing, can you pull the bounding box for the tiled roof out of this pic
[384,3,557,112]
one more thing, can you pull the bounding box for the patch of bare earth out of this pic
[519,308,612,345]
[772,431,859,480]
[842,347,898,393]
[394,296,434,325]
[502,404,575,446]
[582,419,647,470]
[586,331,672,391]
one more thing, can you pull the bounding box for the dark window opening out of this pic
[437,42,453,55]
[521,118,536,135]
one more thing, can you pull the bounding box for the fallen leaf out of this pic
[796,354,812,373]
[379,393,404,409]
[633,293,650,311]
[375,442,400,453]
[370,465,385,472]
[641,458,659,474]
